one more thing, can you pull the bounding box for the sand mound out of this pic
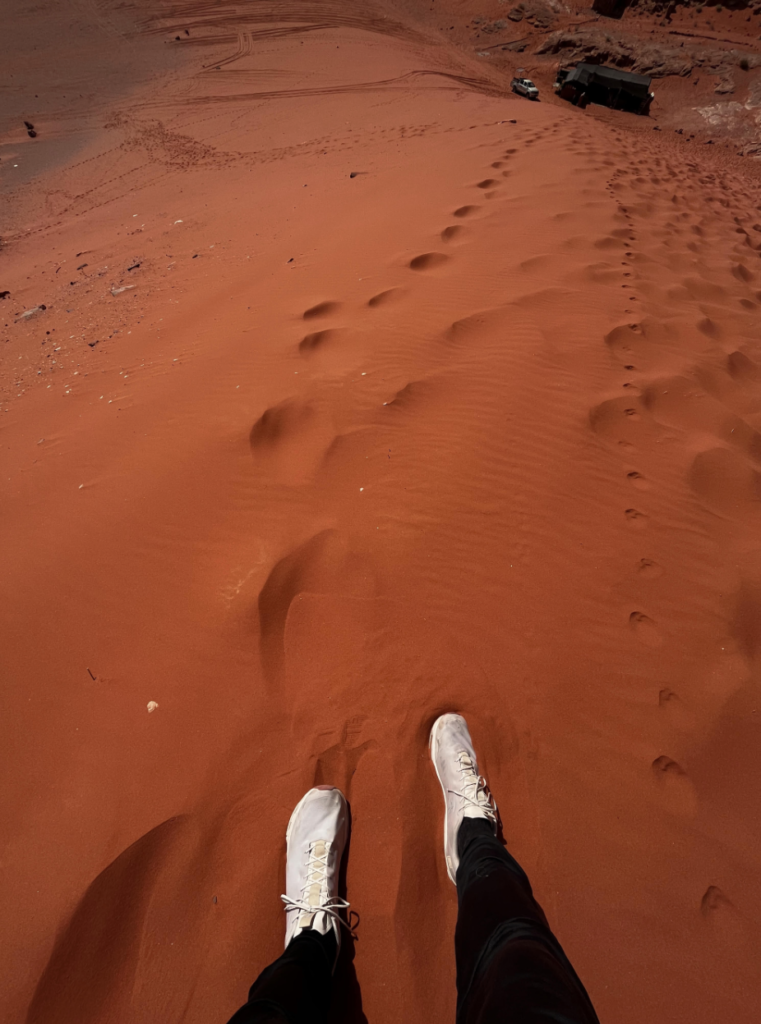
[2,1,761,1023]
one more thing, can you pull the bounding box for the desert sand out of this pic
[2,0,761,1021]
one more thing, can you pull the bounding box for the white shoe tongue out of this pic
[298,839,328,930]
[310,839,327,874]
[307,880,322,904]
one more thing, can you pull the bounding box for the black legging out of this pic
[226,819,599,1024]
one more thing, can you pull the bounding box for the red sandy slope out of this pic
[2,3,761,1023]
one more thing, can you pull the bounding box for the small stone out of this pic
[147,701,159,713]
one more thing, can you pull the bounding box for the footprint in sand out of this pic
[303,300,342,320]
[589,396,648,447]
[650,755,696,815]
[625,508,649,528]
[652,754,684,776]
[626,470,650,490]
[637,558,663,578]
[441,226,464,243]
[367,288,405,308]
[629,611,662,647]
[445,308,507,345]
[453,205,480,218]
[312,728,378,793]
[409,252,449,271]
[258,530,375,684]
[299,328,345,354]
[249,398,333,486]
[475,178,499,189]
[732,262,754,284]
[383,380,433,410]
[726,350,759,382]
[697,316,721,339]
[257,530,338,683]
[24,817,192,1021]
[700,885,733,917]
[604,320,676,374]
[250,398,314,447]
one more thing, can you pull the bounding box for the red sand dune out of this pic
[2,1,761,1022]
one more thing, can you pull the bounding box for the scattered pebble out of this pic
[147,701,159,713]
[15,304,47,323]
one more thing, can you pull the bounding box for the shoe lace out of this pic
[281,840,355,935]
[448,752,497,823]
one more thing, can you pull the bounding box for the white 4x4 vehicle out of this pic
[511,77,539,100]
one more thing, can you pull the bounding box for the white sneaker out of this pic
[430,713,497,883]
[281,786,350,962]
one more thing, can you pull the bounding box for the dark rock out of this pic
[536,27,756,79]
[505,0,555,26]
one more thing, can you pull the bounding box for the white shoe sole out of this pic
[429,716,458,884]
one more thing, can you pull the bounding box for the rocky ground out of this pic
[406,0,761,151]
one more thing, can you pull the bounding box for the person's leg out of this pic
[430,714,599,1024]
[226,928,337,1024]
[455,818,598,1024]
[224,786,350,1024]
